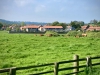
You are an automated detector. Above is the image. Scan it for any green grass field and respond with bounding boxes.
[0,31,100,75]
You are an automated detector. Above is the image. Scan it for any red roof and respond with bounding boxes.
[81,26,87,29]
[87,26,100,30]
[21,25,39,28]
[67,26,71,28]
[43,26,63,28]
[81,26,100,31]
[21,25,63,29]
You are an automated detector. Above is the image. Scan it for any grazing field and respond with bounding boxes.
[0,31,100,75]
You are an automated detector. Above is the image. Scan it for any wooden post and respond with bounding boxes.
[9,67,16,75]
[73,55,79,75]
[89,57,92,70]
[54,62,59,75]
[86,57,92,70]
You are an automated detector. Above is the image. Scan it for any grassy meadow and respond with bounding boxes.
[0,31,100,75]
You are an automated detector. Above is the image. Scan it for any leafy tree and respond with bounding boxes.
[70,21,81,30]
[90,19,100,26]
[79,21,84,26]
[71,21,84,26]
[47,23,52,25]
[97,21,100,26]
[57,23,67,29]
[51,21,67,29]
[90,19,98,24]
[70,21,75,27]
[0,22,3,29]
[6,27,11,31]
[52,21,59,26]
[93,19,98,24]
[21,22,26,26]
[16,27,20,32]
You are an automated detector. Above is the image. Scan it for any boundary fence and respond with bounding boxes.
[0,55,100,75]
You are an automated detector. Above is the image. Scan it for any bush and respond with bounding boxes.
[67,31,77,36]
[88,32,100,38]
[76,31,82,37]
[40,34,44,36]
[66,31,82,37]
[45,31,59,37]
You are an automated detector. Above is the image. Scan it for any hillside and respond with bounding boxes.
[0,19,48,25]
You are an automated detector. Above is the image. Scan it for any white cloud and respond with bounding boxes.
[34,5,46,12]
[14,0,34,7]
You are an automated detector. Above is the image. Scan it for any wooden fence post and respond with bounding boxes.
[9,67,16,75]
[86,57,92,70]
[73,55,79,75]
[54,62,59,75]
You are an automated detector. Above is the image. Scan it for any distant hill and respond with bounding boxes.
[0,19,48,26]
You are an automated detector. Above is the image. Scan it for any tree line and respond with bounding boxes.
[89,19,100,25]
[0,19,100,30]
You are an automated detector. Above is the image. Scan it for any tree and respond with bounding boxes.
[70,21,76,28]
[6,27,11,31]
[97,21,100,26]
[90,19,98,24]
[90,20,93,24]
[21,22,26,26]
[93,19,98,24]
[70,21,81,30]
[79,21,84,26]
[0,22,3,29]
[52,21,59,26]
[72,21,84,26]
[58,23,67,30]
[98,21,100,24]
[16,27,20,32]
[51,21,67,30]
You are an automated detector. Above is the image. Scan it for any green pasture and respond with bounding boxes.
[0,31,100,75]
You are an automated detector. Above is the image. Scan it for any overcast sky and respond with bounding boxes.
[0,0,100,23]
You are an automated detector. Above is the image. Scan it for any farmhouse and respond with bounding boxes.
[81,25,100,31]
[66,26,75,31]
[20,25,40,32]
[20,25,63,32]
[39,25,63,32]
[87,26,100,31]
[9,25,19,31]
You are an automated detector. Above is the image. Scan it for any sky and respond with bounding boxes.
[0,0,100,23]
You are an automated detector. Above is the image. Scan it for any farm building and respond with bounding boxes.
[20,25,63,32]
[20,25,40,32]
[38,26,63,32]
[66,26,75,31]
[81,25,100,31]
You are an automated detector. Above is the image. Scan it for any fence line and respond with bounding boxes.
[0,55,100,75]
